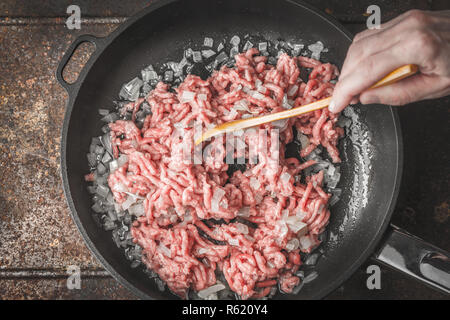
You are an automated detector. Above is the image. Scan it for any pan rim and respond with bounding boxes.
[59,0,403,300]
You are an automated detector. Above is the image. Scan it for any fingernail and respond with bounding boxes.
[328,100,337,113]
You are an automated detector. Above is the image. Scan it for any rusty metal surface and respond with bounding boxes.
[0,278,136,300]
[0,0,151,18]
[0,0,448,299]
[0,23,121,270]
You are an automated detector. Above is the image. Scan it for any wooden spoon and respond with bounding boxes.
[195,64,418,145]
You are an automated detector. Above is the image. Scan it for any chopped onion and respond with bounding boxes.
[295,270,305,279]
[227,108,238,119]
[272,119,288,130]
[101,113,119,123]
[237,206,250,217]
[282,94,293,109]
[109,160,118,172]
[308,41,325,60]
[280,172,291,183]
[101,133,112,155]
[220,200,228,209]
[124,192,144,201]
[91,202,103,213]
[258,42,268,52]
[203,37,214,47]
[228,238,239,246]
[244,235,255,242]
[230,35,241,47]
[329,194,340,207]
[297,132,310,149]
[178,213,192,227]
[292,281,305,295]
[255,79,262,88]
[249,177,260,190]
[169,214,178,223]
[102,152,112,164]
[303,271,319,284]
[202,49,216,59]
[197,283,226,299]
[94,145,105,155]
[286,238,300,251]
[329,188,342,207]
[121,196,136,211]
[292,44,304,56]
[128,202,144,216]
[95,173,106,187]
[113,203,122,213]
[87,153,97,167]
[327,164,336,177]
[299,235,316,252]
[215,51,228,64]
[305,253,320,266]
[114,183,128,193]
[250,90,265,100]
[278,221,289,238]
[243,40,253,51]
[285,216,308,234]
[211,188,226,212]
[180,90,195,103]
[314,160,329,171]
[192,51,202,63]
[295,209,308,221]
[158,243,171,258]
[97,162,107,175]
[204,293,218,300]
[98,108,109,116]
[233,99,249,111]
[117,154,128,167]
[106,193,115,205]
[198,93,207,101]
[96,184,110,199]
[331,188,342,197]
[288,85,298,97]
[235,223,249,235]
[230,46,239,57]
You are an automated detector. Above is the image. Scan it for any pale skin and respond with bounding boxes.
[329,9,450,113]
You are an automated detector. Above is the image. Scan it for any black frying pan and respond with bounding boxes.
[57,0,450,299]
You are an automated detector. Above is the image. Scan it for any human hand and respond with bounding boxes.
[329,10,450,113]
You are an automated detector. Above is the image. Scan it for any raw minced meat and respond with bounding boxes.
[102,48,343,299]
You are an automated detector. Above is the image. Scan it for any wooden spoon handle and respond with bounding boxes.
[286,63,419,119]
[371,64,418,88]
[195,64,418,145]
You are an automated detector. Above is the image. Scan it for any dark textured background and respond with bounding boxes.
[0,0,448,299]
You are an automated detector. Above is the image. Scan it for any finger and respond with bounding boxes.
[340,28,401,80]
[359,73,450,105]
[329,49,405,113]
[340,10,433,80]
[350,97,359,105]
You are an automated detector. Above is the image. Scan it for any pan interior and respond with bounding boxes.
[63,0,400,299]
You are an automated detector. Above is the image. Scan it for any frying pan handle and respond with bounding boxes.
[373,224,450,294]
[56,34,104,95]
